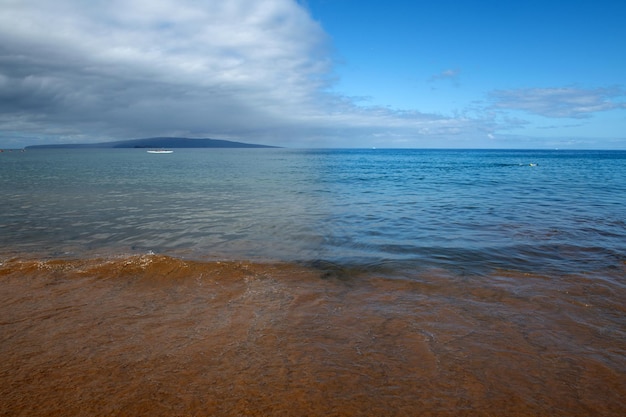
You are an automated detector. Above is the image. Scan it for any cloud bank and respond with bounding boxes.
[0,0,492,147]
[0,0,624,148]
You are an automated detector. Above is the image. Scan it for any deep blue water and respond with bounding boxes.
[1,148,625,274]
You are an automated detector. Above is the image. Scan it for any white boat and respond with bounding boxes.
[147,149,173,154]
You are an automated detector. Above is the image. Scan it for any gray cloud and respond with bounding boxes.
[0,0,497,148]
[1,1,623,149]
[489,87,626,119]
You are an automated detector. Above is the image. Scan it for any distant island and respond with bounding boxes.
[25,137,278,149]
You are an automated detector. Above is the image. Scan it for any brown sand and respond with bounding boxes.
[1,255,625,416]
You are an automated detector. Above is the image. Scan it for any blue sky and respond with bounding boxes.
[1,0,625,148]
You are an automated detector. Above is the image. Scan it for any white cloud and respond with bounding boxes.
[429,69,460,84]
[489,87,626,119]
[0,0,496,147]
[1,1,623,149]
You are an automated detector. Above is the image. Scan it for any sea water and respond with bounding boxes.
[1,148,625,416]
[2,148,625,273]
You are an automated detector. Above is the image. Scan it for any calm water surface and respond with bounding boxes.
[2,148,625,274]
[1,148,625,416]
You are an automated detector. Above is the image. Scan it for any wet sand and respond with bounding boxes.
[1,255,625,416]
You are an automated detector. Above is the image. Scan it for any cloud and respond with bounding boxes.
[0,0,494,148]
[2,1,622,149]
[429,69,460,84]
[0,1,327,140]
[489,87,626,119]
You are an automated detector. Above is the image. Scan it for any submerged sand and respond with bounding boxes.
[1,255,625,416]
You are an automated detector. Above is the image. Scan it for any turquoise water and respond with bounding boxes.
[1,148,625,274]
[2,148,625,416]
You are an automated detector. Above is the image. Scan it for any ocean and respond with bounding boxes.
[1,148,625,416]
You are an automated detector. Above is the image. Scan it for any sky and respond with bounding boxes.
[1,0,625,149]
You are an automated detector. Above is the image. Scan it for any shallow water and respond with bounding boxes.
[2,149,625,274]
[1,255,625,416]
[1,148,625,415]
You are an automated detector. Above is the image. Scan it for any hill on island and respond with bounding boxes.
[25,137,278,149]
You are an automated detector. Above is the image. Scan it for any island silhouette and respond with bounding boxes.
[25,137,278,149]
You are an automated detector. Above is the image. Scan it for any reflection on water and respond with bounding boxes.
[1,255,624,416]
